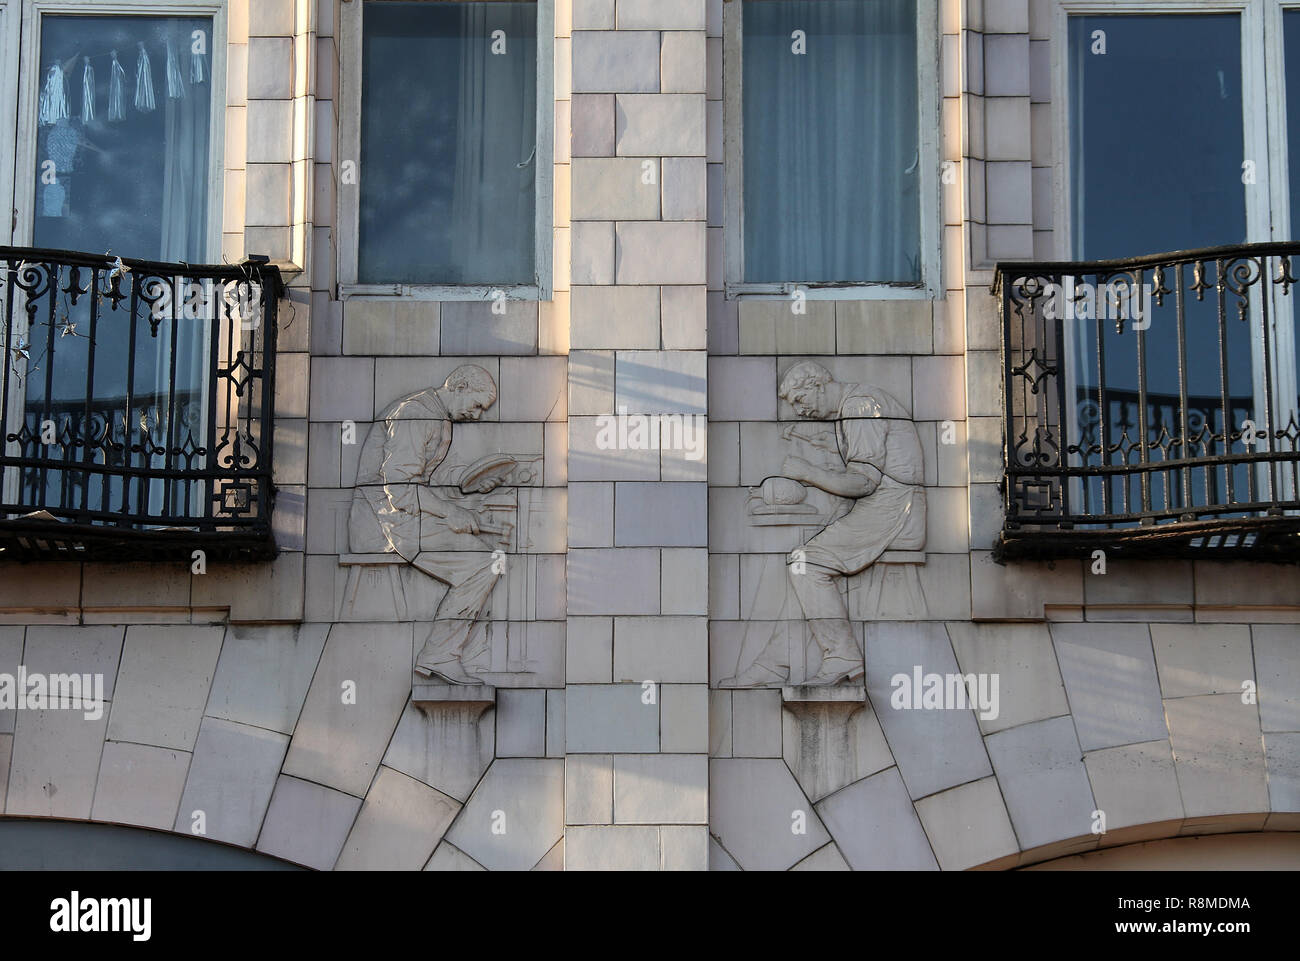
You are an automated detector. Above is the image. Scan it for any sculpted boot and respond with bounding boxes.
[803,618,864,685]
[719,660,787,688]
[415,655,479,685]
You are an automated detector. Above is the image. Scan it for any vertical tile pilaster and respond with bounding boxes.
[241,0,316,278]
[565,0,709,871]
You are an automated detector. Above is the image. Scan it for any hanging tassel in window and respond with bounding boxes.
[134,41,155,112]
[38,64,68,126]
[81,57,95,123]
[191,44,206,84]
[165,39,185,99]
[108,50,126,121]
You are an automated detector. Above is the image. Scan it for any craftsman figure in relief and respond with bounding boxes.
[348,365,510,684]
[725,361,926,686]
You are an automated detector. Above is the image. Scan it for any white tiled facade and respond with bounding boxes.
[1,0,1299,870]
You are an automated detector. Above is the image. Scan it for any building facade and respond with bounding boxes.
[0,0,1298,870]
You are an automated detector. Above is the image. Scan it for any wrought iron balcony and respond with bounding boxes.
[995,242,1300,560]
[0,247,282,561]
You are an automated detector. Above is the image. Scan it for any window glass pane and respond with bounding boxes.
[360,1,537,285]
[25,15,217,521]
[1286,10,1300,241]
[742,0,920,284]
[1068,14,1245,260]
[1067,15,1255,522]
[33,15,214,262]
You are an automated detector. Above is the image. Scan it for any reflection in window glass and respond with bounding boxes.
[359,1,538,285]
[1068,14,1245,260]
[33,15,214,262]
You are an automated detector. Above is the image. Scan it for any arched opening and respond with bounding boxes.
[0,818,307,870]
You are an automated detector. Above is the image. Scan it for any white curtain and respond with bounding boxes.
[742,0,919,284]
[159,39,210,263]
[152,21,214,519]
[449,3,537,284]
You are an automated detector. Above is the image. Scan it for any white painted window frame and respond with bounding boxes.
[337,0,555,303]
[1052,0,1297,478]
[1264,0,1300,495]
[1264,0,1300,249]
[0,1,18,244]
[0,0,18,504]
[11,0,229,259]
[722,0,942,301]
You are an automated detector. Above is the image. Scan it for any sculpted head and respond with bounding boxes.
[779,361,840,420]
[439,364,498,422]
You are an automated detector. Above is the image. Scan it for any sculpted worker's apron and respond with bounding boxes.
[801,476,926,574]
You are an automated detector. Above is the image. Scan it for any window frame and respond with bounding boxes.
[11,0,229,258]
[1261,0,1300,245]
[337,0,555,303]
[0,1,18,244]
[722,0,942,301]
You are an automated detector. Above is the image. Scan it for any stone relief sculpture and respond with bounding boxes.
[721,361,927,688]
[348,365,540,684]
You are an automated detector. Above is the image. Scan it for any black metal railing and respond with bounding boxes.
[995,242,1300,559]
[0,247,282,560]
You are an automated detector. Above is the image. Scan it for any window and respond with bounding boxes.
[1064,11,1265,523]
[339,0,554,299]
[724,0,940,298]
[0,2,276,560]
[10,2,227,259]
[5,3,229,468]
[1061,2,1300,505]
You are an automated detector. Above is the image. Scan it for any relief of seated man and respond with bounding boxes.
[348,364,514,684]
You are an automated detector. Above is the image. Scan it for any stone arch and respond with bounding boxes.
[1014,829,1300,871]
